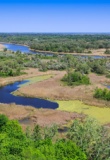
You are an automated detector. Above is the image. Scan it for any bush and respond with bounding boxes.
[62,71,90,86]
[94,88,110,101]
[55,139,87,160]
[75,63,90,74]
[67,117,110,160]
[0,114,8,131]
[104,49,110,54]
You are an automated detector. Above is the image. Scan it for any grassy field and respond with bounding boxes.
[19,74,53,87]
[57,100,110,124]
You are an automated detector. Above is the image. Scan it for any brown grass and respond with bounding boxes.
[15,71,110,107]
[0,103,84,129]
[0,68,56,87]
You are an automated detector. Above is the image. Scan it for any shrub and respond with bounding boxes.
[67,117,110,160]
[55,139,87,160]
[0,114,8,131]
[62,71,90,86]
[94,88,110,101]
[104,49,110,54]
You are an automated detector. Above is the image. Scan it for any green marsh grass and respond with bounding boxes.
[57,100,110,124]
[19,75,52,87]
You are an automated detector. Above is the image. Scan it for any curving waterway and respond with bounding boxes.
[0,43,108,108]
[3,43,54,56]
[3,43,38,54]
[2,43,107,59]
[0,80,58,109]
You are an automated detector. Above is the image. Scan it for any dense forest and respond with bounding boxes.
[1,114,110,160]
[0,114,86,160]
[0,33,110,53]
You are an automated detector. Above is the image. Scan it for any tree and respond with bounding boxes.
[67,117,110,160]
[3,48,7,52]
[104,49,110,54]
[0,114,8,131]
[32,125,42,142]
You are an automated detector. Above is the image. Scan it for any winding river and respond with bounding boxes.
[0,43,108,109]
[0,80,58,109]
[3,43,54,56]
[3,43,38,54]
[0,43,59,109]
[2,43,107,59]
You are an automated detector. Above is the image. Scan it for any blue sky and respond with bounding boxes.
[0,0,110,32]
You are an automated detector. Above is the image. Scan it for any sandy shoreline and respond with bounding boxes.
[0,44,5,51]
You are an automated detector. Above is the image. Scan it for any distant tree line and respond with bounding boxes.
[0,33,110,53]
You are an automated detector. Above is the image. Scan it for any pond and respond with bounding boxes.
[0,80,58,109]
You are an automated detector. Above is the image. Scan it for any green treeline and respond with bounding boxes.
[0,33,110,53]
[94,88,110,101]
[0,51,109,78]
[0,114,86,160]
[0,114,110,159]
[0,51,25,77]
[67,117,110,160]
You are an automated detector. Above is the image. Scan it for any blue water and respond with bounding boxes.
[106,85,110,89]
[0,80,58,109]
[3,43,37,54]
[3,43,107,59]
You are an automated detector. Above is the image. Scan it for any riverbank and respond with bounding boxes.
[13,70,110,107]
[0,42,29,47]
[0,67,109,108]
[30,48,110,57]
[0,68,54,87]
[0,103,84,129]
[0,69,110,125]
[0,44,5,51]
[0,42,110,57]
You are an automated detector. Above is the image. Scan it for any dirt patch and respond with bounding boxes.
[0,103,84,128]
[15,71,110,107]
[70,48,108,57]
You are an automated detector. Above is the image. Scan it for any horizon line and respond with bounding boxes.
[0,32,110,34]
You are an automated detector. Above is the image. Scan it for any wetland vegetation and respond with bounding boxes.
[94,88,110,101]
[0,33,110,159]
